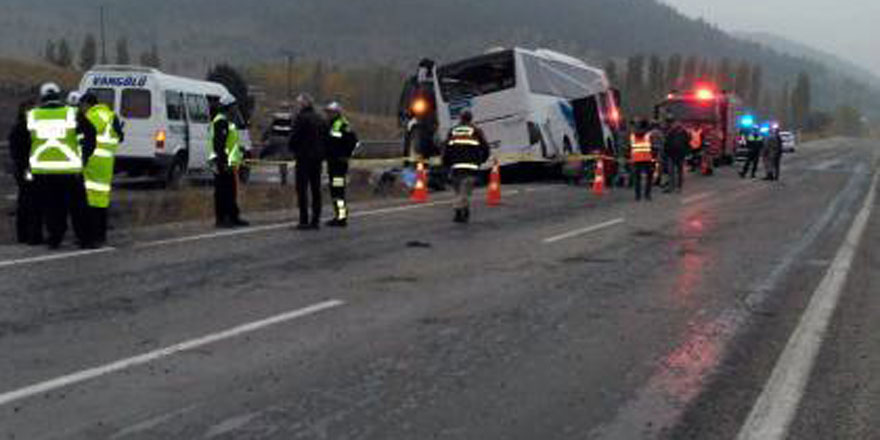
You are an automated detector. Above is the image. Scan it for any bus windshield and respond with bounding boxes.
[438,51,516,101]
[660,100,719,123]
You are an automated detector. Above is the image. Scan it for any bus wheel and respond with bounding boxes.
[164,155,187,189]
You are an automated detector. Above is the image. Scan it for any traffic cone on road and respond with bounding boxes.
[487,161,502,206]
[411,161,429,203]
[592,159,606,196]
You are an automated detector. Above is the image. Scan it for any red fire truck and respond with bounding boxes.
[655,87,740,175]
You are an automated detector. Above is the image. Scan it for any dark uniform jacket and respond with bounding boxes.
[8,104,32,185]
[442,123,490,169]
[664,124,691,161]
[325,116,359,163]
[288,107,326,165]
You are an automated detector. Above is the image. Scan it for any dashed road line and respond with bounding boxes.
[0,299,345,408]
[542,218,625,244]
[0,247,116,269]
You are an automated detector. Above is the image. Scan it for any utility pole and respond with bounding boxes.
[99,5,107,64]
[287,54,293,103]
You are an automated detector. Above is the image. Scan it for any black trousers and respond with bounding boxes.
[16,180,44,244]
[296,162,322,225]
[34,174,88,247]
[741,147,762,177]
[213,170,240,224]
[667,158,684,192]
[88,207,108,244]
[633,162,654,200]
[327,160,349,220]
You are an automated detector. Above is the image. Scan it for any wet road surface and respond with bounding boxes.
[0,137,877,439]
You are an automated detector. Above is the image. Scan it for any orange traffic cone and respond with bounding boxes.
[487,161,502,206]
[592,159,605,196]
[411,161,429,203]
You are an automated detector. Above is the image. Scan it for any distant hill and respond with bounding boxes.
[1,0,878,116]
[734,31,880,89]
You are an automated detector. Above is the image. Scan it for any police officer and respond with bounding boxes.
[324,101,359,227]
[442,110,490,223]
[8,97,43,245]
[289,93,326,230]
[81,93,124,246]
[28,83,95,249]
[630,119,654,201]
[740,126,764,179]
[209,95,249,228]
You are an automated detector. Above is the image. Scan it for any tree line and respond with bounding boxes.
[606,54,822,131]
[43,35,162,71]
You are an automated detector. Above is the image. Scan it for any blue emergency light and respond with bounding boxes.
[740,115,755,128]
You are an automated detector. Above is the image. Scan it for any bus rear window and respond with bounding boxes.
[86,88,115,109]
[121,89,152,119]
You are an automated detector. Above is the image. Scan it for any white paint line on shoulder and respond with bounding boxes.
[0,299,345,408]
[736,172,878,440]
[0,247,116,269]
[683,191,716,205]
[542,218,625,244]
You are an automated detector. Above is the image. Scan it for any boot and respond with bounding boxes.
[326,218,348,228]
[453,209,466,223]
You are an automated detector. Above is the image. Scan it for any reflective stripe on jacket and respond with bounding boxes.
[84,104,121,208]
[27,106,82,174]
[209,113,243,167]
[445,124,489,170]
[630,133,653,163]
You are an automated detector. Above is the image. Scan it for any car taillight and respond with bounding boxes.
[155,130,166,151]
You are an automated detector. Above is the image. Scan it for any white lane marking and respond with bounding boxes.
[683,191,715,205]
[737,171,878,440]
[589,166,872,439]
[542,218,625,244]
[0,299,345,408]
[109,405,199,439]
[0,247,116,269]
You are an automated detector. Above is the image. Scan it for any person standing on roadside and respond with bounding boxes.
[664,118,690,193]
[80,93,124,245]
[209,95,249,229]
[630,119,654,201]
[649,119,666,187]
[763,126,783,181]
[289,93,327,230]
[8,97,43,245]
[324,101,359,228]
[740,127,764,179]
[28,83,95,249]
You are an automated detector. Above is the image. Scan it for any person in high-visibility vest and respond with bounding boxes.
[80,93,124,246]
[324,101,359,227]
[209,95,249,228]
[739,127,764,179]
[442,110,490,223]
[27,83,96,249]
[630,120,655,201]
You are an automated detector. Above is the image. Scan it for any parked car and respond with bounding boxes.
[780,131,797,153]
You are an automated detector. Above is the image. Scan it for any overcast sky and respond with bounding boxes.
[662,0,880,76]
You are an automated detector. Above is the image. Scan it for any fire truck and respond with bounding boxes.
[655,87,740,175]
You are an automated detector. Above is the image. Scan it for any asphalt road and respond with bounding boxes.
[0,137,877,439]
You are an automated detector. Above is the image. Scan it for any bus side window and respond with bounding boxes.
[121,89,152,119]
[166,91,185,121]
[185,94,210,124]
[87,88,116,110]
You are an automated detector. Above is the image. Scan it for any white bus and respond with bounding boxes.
[426,48,621,166]
[79,66,252,186]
